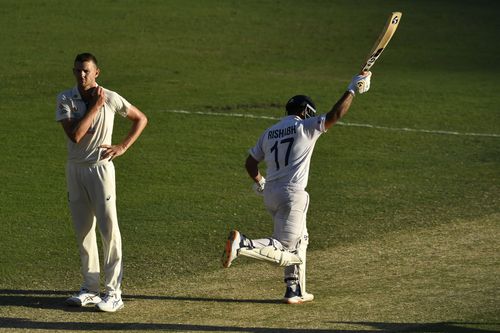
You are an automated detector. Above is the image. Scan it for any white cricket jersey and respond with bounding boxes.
[56,86,130,164]
[249,114,327,190]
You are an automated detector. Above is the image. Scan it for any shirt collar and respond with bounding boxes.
[71,84,100,100]
[285,115,302,121]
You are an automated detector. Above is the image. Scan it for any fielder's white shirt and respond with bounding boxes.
[249,114,327,190]
[56,86,130,164]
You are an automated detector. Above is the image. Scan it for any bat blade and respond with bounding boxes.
[361,11,402,72]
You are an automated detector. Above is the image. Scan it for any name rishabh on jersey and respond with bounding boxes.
[249,114,327,190]
[267,125,297,139]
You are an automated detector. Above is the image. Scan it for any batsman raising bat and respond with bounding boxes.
[222,71,372,304]
[222,11,402,304]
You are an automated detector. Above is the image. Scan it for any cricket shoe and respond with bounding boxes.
[96,292,124,312]
[283,284,314,304]
[65,288,101,307]
[222,230,243,268]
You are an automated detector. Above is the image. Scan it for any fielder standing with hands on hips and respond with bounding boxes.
[56,53,147,312]
[222,71,372,304]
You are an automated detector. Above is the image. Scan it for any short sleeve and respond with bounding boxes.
[302,114,327,137]
[107,91,131,117]
[249,132,266,162]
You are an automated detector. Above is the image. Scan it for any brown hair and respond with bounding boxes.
[74,53,98,66]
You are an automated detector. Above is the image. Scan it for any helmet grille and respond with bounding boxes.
[286,95,316,118]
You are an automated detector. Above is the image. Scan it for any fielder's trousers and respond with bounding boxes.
[66,160,123,295]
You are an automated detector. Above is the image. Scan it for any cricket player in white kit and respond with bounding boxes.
[56,53,147,312]
[222,71,372,304]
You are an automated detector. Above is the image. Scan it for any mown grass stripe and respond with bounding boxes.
[162,109,500,138]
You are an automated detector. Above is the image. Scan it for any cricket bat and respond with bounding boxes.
[361,11,402,72]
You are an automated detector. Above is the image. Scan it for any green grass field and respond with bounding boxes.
[1,0,499,332]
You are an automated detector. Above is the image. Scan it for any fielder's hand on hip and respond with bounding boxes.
[347,71,372,95]
[100,144,127,161]
[253,177,266,196]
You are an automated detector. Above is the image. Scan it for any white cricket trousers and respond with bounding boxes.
[253,184,310,287]
[66,161,123,295]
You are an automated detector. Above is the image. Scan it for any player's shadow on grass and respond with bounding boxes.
[0,317,498,332]
[0,289,73,311]
[0,289,278,311]
[0,289,139,312]
[126,293,280,304]
[1,290,497,332]
[328,322,499,333]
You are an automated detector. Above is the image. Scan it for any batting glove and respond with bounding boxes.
[347,71,372,95]
[252,177,266,196]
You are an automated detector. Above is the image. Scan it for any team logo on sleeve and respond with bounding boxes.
[58,103,69,115]
[59,97,80,116]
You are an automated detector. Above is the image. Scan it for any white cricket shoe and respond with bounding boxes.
[65,288,101,307]
[96,292,124,312]
[283,284,314,304]
[222,230,241,268]
[284,292,314,304]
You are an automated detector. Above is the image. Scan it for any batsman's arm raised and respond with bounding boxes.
[324,71,372,129]
[324,91,354,130]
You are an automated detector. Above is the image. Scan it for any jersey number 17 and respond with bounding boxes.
[270,138,294,170]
